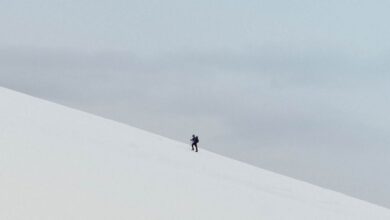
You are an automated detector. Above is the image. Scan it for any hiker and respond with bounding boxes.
[191,134,199,152]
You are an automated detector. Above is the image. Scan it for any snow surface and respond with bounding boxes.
[0,86,389,220]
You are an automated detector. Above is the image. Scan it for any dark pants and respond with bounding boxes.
[192,143,198,152]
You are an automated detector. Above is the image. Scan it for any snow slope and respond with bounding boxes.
[0,87,389,220]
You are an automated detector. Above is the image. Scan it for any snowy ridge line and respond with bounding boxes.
[0,86,172,139]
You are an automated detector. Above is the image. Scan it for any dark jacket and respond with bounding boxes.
[191,136,199,144]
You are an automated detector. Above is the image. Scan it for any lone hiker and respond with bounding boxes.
[191,134,199,152]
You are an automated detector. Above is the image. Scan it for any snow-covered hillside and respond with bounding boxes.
[0,87,389,220]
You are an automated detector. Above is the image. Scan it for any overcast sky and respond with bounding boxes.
[1,0,390,208]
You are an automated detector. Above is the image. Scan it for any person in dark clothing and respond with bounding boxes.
[191,134,199,152]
